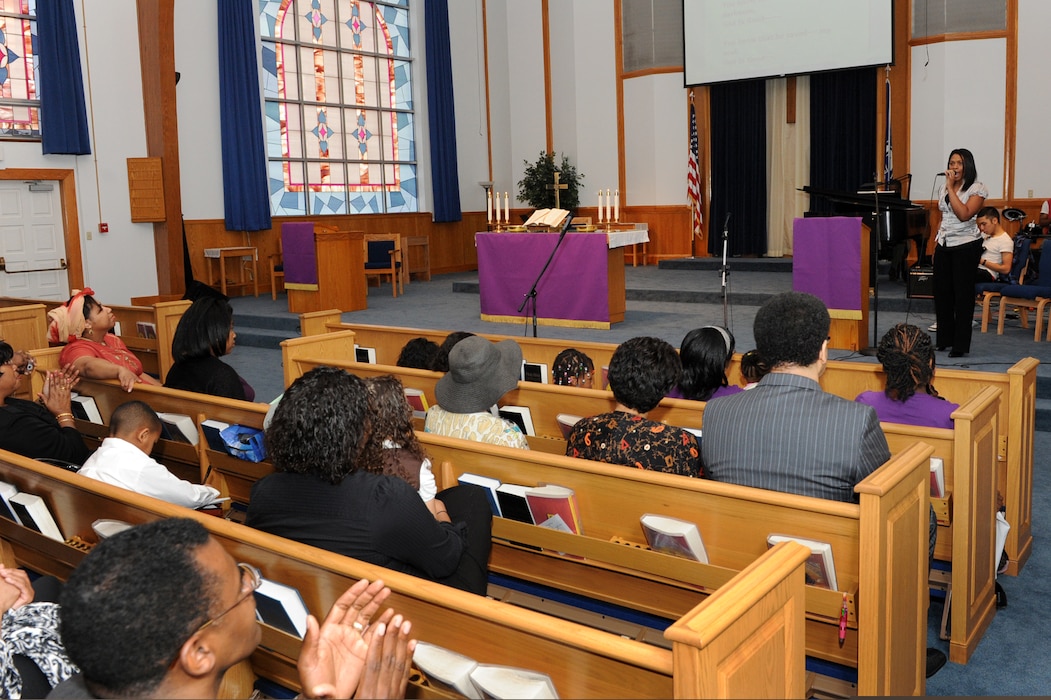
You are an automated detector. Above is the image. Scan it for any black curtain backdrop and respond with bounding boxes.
[808,68,878,215]
[708,80,767,256]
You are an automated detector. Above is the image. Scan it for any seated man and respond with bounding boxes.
[566,337,702,477]
[77,401,222,509]
[51,518,415,699]
[975,206,1013,283]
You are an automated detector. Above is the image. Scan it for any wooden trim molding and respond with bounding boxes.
[542,0,553,153]
[0,169,83,291]
[482,0,493,181]
[615,1,626,199]
[1003,0,1017,199]
[909,30,1008,47]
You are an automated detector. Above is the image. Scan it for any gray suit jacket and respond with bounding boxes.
[701,372,890,503]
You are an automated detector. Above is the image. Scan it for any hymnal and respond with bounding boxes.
[0,481,21,524]
[523,208,570,229]
[640,514,708,563]
[520,361,548,384]
[457,473,502,517]
[498,405,535,436]
[469,664,558,700]
[525,484,582,535]
[412,642,482,699]
[201,419,232,452]
[157,412,199,445]
[9,492,64,542]
[404,387,429,419]
[70,394,104,424]
[766,534,838,591]
[930,457,945,498]
[354,345,377,364]
[254,578,310,638]
[136,321,157,340]
[495,483,534,524]
[555,413,582,440]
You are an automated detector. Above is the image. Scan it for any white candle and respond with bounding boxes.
[598,190,604,222]
[487,190,493,224]
[504,192,509,223]
[614,190,620,222]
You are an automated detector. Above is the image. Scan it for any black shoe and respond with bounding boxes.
[948,350,967,358]
[926,647,947,678]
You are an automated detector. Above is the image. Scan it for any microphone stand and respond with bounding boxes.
[860,177,883,356]
[720,212,731,328]
[518,213,574,338]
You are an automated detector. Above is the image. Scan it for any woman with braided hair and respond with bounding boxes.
[855,323,959,429]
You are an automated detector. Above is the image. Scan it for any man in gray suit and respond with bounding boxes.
[701,291,890,502]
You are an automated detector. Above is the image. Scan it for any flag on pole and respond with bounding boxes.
[883,75,893,185]
[687,101,702,239]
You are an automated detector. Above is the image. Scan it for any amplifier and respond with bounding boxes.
[907,265,934,299]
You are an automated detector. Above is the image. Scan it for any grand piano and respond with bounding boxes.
[801,179,929,279]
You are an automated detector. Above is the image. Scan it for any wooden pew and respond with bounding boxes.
[290,318,1037,577]
[0,448,812,700]
[0,295,189,383]
[0,303,49,399]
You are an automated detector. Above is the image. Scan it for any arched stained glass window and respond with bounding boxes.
[0,0,39,139]
[260,0,415,216]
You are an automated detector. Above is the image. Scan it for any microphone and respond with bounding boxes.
[935,172,946,177]
[722,212,731,240]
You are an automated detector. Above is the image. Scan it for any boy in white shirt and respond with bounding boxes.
[78,400,221,509]
[976,206,1014,282]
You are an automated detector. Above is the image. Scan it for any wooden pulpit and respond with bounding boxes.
[282,223,367,313]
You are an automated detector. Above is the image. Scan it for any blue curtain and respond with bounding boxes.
[218,0,271,232]
[425,0,462,222]
[808,67,877,214]
[36,0,90,155]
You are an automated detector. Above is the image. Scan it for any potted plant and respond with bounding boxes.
[517,151,584,211]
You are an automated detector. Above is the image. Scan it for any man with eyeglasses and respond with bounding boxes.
[50,518,415,699]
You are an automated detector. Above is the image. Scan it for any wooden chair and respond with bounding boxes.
[977,236,1030,332]
[269,236,284,300]
[996,242,1051,340]
[363,233,404,297]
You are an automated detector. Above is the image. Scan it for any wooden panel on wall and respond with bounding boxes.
[127,157,166,223]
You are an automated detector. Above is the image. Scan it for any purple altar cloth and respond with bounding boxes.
[281,222,319,286]
[476,233,611,323]
[792,217,863,312]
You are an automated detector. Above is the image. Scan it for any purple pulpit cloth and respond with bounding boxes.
[281,222,319,287]
[476,233,611,323]
[792,217,863,312]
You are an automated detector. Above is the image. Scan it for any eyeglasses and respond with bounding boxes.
[192,562,261,636]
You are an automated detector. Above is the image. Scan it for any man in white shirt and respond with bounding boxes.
[976,206,1014,282]
[78,400,220,509]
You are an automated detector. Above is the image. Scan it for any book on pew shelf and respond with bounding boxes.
[9,493,64,542]
[0,481,22,524]
[469,664,559,700]
[555,413,582,440]
[497,405,535,436]
[70,394,104,424]
[495,484,535,524]
[640,514,708,563]
[253,578,310,638]
[353,345,377,364]
[600,365,609,390]
[930,457,946,498]
[524,484,583,535]
[201,419,232,452]
[91,518,132,539]
[457,473,502,517]
[766,534,837,591]
[136,321,157,339]
[157,412,199,446]
[520,360,548,384]
[412,642,483,699]
[404,387,429,419]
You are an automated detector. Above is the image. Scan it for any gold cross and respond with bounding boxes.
[546,171,569,210]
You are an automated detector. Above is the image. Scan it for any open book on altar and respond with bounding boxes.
[523,208,570,228]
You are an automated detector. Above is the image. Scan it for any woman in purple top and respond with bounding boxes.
[667,326,744,401]
[856,323,958,429]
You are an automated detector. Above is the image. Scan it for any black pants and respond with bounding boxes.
[933,239,983,353]
[434,484,493,595]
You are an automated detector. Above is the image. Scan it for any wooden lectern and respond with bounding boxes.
[792,217,870,351]
[282,223,367,313]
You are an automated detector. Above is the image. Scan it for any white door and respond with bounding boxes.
[0,181,69,300]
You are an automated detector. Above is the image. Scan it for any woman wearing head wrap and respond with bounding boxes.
[855,323,959,429]
[49,289,160,392]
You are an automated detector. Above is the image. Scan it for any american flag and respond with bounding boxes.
[687,101,702,239]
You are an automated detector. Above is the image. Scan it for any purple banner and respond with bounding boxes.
[477,233,610,322]
[281,222,319,286]
[792,217,863,312]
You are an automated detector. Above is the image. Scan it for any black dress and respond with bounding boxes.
[163,356,252,401]
[0,398,90,466]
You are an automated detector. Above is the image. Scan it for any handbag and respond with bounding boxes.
[219,425,267,462]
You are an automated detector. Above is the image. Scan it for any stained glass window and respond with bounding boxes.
[0,0,39,139]
[261,0,415,216]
